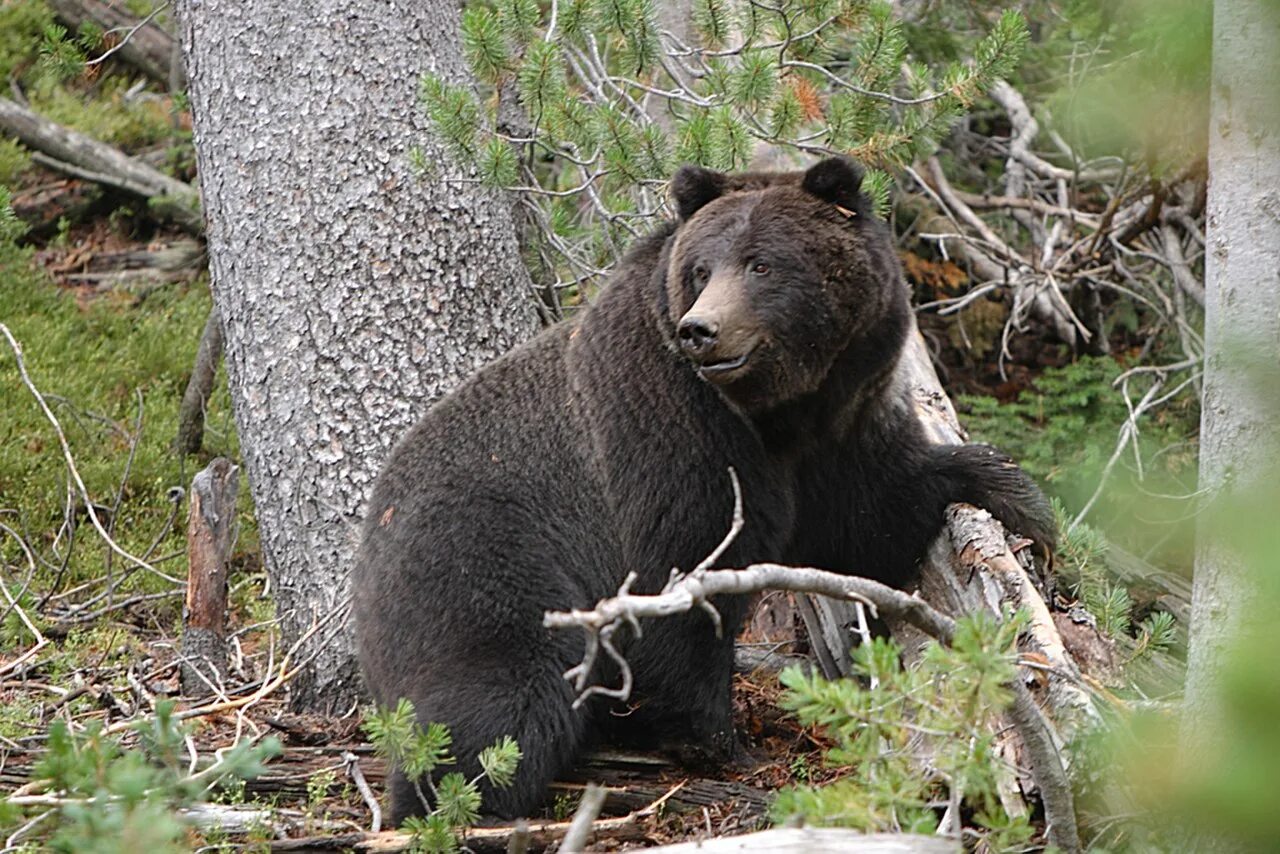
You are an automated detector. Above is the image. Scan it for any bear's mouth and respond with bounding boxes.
[697,351,751,380]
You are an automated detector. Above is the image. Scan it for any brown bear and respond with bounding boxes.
[353,157,1054,823]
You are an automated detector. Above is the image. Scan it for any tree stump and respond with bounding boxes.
[181,458,240,695]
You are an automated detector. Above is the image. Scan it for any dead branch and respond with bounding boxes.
[987,80,1119,184]
[343,750,382,833]
[1157,223,1207,307]
[544,489,1080,852]
[46,0,183,87]
[921,157,1086,352]
[559,782,607,853]
[9,179,102,235]
[0,96,202,235]
[54,238,205,290]
[176,306,224,454]
[270,809,649,853]
[544,563,946,646]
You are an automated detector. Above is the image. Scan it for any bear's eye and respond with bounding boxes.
[751,261,770,276]
[692,265,710,284]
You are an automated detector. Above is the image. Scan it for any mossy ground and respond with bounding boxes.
[0,237,257,617]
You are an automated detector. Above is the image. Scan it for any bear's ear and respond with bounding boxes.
[670,164,728,221]
[800,157,865,216]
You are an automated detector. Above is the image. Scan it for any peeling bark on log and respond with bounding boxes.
[181,458,240,694]
[46,0,183,87]
[0,97,202,235]
[797,322,1091,853]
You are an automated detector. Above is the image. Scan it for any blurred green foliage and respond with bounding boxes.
[0,0,54,83]
[960,356,1200,568]
[1048,0,1211,169]
[1071,467,1280,850]
[0,700,280,852]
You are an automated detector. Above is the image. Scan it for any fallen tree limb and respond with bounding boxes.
[544,499,1081,852]
[46,0,183,87]
[53,237,204,290]
[268,808,651,853]
[560,782,607,853]
[0,96,202,235]
[9,178,103,235]
[543,562,953,647]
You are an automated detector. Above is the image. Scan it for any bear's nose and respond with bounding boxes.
[677,315,719,356]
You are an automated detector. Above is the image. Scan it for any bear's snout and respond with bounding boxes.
[677,314,719,356]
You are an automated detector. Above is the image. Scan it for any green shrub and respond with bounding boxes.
[363,698,521,853]
[772,611,1035,851]
[0,700,280,852]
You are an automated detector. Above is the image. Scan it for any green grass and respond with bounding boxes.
[0,238,252,596]
[28,75,179,153]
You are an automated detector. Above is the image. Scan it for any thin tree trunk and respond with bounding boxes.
[1183,0,1280,750]
[176,1,539,711]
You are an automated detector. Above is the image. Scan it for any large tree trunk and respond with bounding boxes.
[177,1,539,711]
[1183,0,1280,749]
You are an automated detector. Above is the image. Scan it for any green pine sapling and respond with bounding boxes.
[772,611,1037,853]
[363,698,521,854]
[417,0,1029,312]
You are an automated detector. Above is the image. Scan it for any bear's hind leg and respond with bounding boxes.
[603,608,741,766]
[386,664,591,824]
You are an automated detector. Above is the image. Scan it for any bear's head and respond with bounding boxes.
[664,157,908,415]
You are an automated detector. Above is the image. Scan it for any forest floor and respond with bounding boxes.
[1,71,1201,848]
[1,191,1194,849]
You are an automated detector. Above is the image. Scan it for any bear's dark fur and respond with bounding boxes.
[353,158,1054,823]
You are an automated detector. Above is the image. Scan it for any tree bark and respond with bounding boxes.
[176,1,539,711]
[1183,0,1280,753]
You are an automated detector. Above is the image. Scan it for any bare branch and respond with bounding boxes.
[559,783,607,853]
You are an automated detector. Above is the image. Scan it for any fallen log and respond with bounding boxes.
[53,237,205,290]
[798,324,1091,852]
[10,178,104,235]
[46,0,183,88]
[267,813,651,853]
[0,96,202,235]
